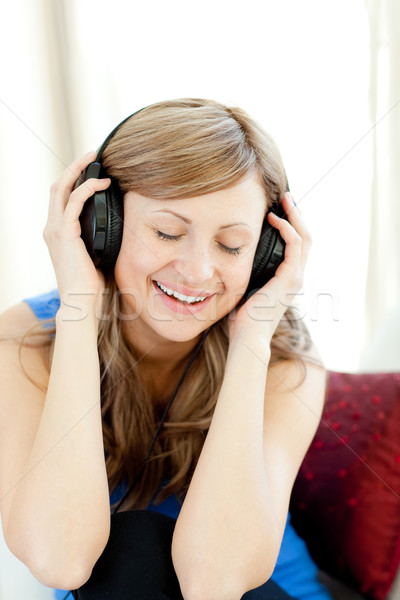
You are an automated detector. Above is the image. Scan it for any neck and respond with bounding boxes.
[123,321,201,368]
[120,320,204,405]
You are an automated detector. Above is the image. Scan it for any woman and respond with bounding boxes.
[0,99,329,599]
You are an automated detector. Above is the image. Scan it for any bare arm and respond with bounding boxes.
[172,334,275,599]
[172,334,325,599]
[0,303,110,590]
[0,152,113,589]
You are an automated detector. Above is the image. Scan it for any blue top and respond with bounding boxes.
[23,289,331,600]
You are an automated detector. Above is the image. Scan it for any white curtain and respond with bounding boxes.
[0,0,71,312]
[360,0,400,370]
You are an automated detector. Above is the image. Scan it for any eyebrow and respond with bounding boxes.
[150,209,253,230]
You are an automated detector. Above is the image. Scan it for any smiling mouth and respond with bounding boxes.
[155,281,209,305]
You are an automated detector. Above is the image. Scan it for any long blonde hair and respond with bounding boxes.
[22,98,316,510]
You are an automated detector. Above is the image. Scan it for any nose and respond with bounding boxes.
[173,246,215,286]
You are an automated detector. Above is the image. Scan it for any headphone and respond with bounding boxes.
[77,107,287,300]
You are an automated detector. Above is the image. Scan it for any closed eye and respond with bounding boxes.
[155,230,181,242]
[155,230,242,256]
[220,244,241,256]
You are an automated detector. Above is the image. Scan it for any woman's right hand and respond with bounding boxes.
[43,151,111,313]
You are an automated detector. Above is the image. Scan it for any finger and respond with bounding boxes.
[48,151,98,220]
[280,193,312,264]
[282,193,303,222]
[63,177,111,223]
[268,211,303,267]
[59,150,98,191]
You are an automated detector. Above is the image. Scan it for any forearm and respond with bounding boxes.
[6,307,110,583]
[172,334,280,598]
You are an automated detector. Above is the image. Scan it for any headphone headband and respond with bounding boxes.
[95,106,148,161]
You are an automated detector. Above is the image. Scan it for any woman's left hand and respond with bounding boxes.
[227,192,312,345]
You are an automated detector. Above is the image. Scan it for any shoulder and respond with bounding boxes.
[263,343,326,500]
[0,300,50,396]
[0,299,46,336]
[266,342,326,400]
[265,342,326,433]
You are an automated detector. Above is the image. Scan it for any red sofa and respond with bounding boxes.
[290,371,400,600]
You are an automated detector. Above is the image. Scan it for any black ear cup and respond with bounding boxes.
[77,108,147,271]
[78,162,124,271]
[243,202,287,301]
[99,179,123,271]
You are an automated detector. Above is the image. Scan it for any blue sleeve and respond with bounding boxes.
[22,289,60,323]
[54,590,73,600]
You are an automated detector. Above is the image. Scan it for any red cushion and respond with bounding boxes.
[290,371,400,600]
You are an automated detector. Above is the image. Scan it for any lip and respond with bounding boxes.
[154,280,215,298]
[152,281,215,315]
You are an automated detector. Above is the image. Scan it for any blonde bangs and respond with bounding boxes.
[101,99,270,200]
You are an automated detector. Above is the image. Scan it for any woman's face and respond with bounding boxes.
[114,172,267,345]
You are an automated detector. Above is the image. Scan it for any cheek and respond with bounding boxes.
[114,234,157,291]
[118,226,179,270]
[222,255,256,302]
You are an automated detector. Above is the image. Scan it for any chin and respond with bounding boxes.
[150,320,212,343]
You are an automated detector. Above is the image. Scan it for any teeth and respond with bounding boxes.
[156,281,207,304]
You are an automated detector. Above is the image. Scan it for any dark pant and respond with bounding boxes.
[73,511,295,599]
